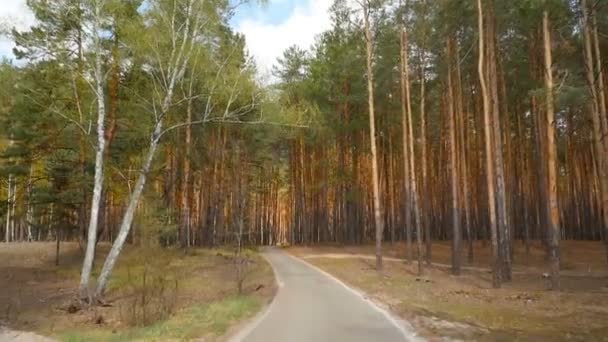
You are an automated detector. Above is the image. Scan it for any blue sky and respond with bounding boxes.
[232,0,300,27]
[0,0,333,77]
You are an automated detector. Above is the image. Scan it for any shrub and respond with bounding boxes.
[119,263,179,326]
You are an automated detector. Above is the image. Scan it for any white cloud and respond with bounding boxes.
[1,0,333,71]
[0,0,35,60]
[236,0,333,79]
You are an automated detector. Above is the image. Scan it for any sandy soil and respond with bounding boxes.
[0,243,80,331]
[0,327,55,341]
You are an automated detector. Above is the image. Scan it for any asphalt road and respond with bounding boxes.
[237,248,417,342]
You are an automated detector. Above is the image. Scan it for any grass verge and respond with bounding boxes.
[61,295,260,342]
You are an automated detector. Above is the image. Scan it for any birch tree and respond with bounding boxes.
[95,0,258,297]
[80,0,109,300]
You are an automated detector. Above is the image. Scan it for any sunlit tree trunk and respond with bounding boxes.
[400,13,423,274]
[400,18,412,264]
[487,3,511,281]
[477,0,501,288]
[363,2,385,271]
[582,0,608,263]
[417,0,431,265]
[543,10,560,289]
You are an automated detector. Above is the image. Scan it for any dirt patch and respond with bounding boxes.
[290,242,608,341]
[0,327,55,341]
[0,242,81,331]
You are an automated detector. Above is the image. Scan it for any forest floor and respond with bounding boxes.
[290,240,608,341]
[0,242,275,341]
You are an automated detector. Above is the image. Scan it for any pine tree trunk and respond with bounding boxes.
[477,0,501,288]
[363,5,385,271]
[588,1,608,264]
[26,165,34,242]
[400,24,413,264]
[447,38,461,276]
[418,8,431,264]
[455,45,473,263]
[487,4,511,281]
[180,75,194,250]
[5,167,14,243]
[401,19,423,274]
[543,10,560,289]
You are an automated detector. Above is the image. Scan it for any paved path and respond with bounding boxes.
[236,248,417,342]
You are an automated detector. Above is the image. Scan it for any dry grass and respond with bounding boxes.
[0,242,275,341]
[292,240,608,277]
[290,241,608,341]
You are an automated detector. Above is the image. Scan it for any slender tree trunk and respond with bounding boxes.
[388,138,396,245]
[95,118,163,297]
[80,1,108,299]
[417,0,431,265]
[543,10,560,289]
[455,45,473,263]
[363,4,385,271]
[55,225,60,266]
[26,165,34,242]
[180,74,194,250]
[487,4,511,281]
[400,21,413,264]
[401,18,423,274]
[586,0,608,263]
[477,0,501,288]
[447,38,461,276]
[5,169,14,243]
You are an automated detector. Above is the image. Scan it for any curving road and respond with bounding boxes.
[234,248,417,342]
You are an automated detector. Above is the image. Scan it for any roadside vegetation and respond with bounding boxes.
[291,242,608,340]
[0,242,275,341]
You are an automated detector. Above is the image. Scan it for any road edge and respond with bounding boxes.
[286,252,423,342]
[225,249,283,342]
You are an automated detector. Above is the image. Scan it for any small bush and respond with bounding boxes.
[119,264,179,327]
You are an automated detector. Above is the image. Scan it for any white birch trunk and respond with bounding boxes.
[95,118,163,296]
[79,0,108,298]
[94,0,241,296]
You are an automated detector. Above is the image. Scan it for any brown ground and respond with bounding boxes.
[290,241,608,341]
[0,242,275,341]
